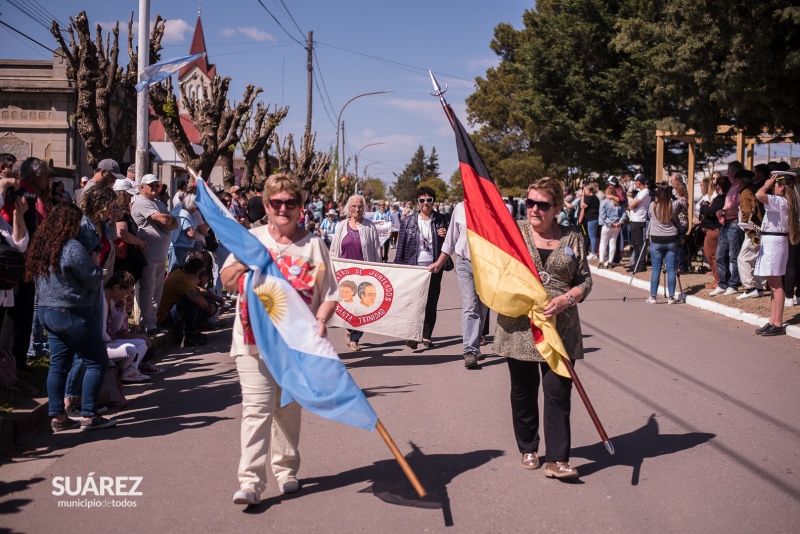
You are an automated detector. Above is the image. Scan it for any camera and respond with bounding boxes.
[4,188,37,205]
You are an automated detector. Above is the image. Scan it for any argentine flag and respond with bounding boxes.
[195,179,378,431]
[136,53,206,92]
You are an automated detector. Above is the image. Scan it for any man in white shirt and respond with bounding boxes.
[626,174,651,272]
[429,202,485,369]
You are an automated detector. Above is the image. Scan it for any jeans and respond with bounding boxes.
[168,245,193,272]
[649,240,679,297]
[137,259,167,331]
[29,293,48,357]
[716,223,742,289]
[41,306,109,418]
[212,246,231,297]
[455,256,487,355]
[586,219,598,254]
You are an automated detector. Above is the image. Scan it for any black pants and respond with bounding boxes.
[381,238,390,263]
[784,242,800,299]
[159,296,216,337]
[630,221,647,267]
[507,358,574,462]
[481,306,490,337]
[0,280,35,373]
[423,271,443,341]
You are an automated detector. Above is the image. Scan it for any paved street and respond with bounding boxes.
[2,268,800,533]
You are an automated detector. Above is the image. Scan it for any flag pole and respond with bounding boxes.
[376,420,427,497]
[429,70,614,456]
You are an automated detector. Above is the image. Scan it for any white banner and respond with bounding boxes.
[365,212,392,245]
[329,258,430,341]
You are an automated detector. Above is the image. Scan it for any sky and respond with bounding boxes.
[0,0,535,189]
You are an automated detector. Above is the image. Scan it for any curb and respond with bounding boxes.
[0,331,176,452]
[589,265,800,340]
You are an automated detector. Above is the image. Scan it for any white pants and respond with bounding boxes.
[235,353,301,495]
[599,225,621,264]
[106,338,148,370]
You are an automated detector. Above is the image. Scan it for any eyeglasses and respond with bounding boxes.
[418,198,434,204]
[525,199,554,211]
[350,205,365,210]
[268,198,299,210]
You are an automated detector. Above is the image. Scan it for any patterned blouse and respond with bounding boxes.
[494,221,593,363]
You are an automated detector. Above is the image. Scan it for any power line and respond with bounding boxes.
[255,0,305,47]
[274,0,303,38]
[27,0,67,28]
[0,21,46,57]
[312,49,336,122]
[312,70,336,128]
[0,18,55,53]
[7,0,50,30]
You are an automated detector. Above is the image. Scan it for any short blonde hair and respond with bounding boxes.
[261,172,305,205]
[527,178,565,209]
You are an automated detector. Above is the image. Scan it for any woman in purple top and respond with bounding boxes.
[329,195,381,351]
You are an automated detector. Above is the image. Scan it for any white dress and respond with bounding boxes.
[754,195,789,277]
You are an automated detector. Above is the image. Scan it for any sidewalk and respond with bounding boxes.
[588,260,800,339]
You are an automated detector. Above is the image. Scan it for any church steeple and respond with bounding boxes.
[178,12,216,81]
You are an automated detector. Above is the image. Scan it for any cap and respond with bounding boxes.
[634,173,645,184]
[230,185,241,194]
[113,178,137,195]
[80,176,89,184]
[140,174,161,186]
[608,176,619,186]
[771,170,797,181]
[97,159,120,173]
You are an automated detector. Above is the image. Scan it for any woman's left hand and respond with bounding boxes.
[437,227,447,237]
[543,295,569,319]
[317,318,327,338]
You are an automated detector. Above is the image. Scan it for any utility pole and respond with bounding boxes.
[134,0,151,183]
[306,31,313,136]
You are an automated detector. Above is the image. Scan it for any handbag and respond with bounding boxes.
[0,234,25,290]
[443,256,455,271]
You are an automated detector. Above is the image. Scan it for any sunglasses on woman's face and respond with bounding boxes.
[525,198,554,211]
[269,198,299,210]
[418,197,434,204]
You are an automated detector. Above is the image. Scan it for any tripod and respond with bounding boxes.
[622,235,685,302]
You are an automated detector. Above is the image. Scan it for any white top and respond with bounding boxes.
[441,201,470,260]
[0,217,28,307]
[762,194,789,233]
[417,215,434,266]
[629,189,651,222]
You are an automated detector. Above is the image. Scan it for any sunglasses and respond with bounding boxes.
[525,199,554,211]
[418,198,434,204]
[268,198,299,210]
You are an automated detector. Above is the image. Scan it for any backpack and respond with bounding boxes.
[0,233,25,290]
[0,347,17,388]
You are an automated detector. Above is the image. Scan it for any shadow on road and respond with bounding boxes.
[570,414,714,484]
[254,443,504,527]
[0,477,46,518]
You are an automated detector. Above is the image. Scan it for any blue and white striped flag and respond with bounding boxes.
[195,179,378,431]
[135,52,206,92]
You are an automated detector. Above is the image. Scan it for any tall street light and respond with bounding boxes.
[354,141,387,188]
[334,90,394,203]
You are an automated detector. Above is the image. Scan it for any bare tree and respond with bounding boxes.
[149,76,260,188]
[272,131,332,196]
[237,103,289,189]
[50,12,165,167]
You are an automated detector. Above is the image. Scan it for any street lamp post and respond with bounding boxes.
[334,90,394,203]
[354,142,387,191]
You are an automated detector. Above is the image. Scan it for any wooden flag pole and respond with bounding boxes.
[375,419,427,497]
[562,357,615,455]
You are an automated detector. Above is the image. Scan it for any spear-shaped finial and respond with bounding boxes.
[428,70,454,128]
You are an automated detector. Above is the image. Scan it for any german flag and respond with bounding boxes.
[451,108,570,377]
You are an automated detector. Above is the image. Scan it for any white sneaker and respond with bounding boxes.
[233,490,260,506]
[709,287,726,296]
[723,287,738,296]
[736,289,763,300]
[278,478,299,494]
[646,296,657,304]
[667,296,676,305]
[120,367,151,383]
[587,253,598,260]
[785,297,794,307]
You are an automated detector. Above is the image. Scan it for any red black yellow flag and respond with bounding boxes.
[450,108,571,377]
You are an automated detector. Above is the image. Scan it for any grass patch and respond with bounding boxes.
[0,356,50,414]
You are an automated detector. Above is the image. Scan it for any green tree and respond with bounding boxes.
[426,147,440,178]
[361,177,386,205]
[449,168,463,201]
[390,145,431,201]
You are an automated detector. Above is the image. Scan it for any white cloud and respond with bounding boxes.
[219,27,276,43]
[466,56,499,73]
[114,19,193,43]
[384,98,441,116]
